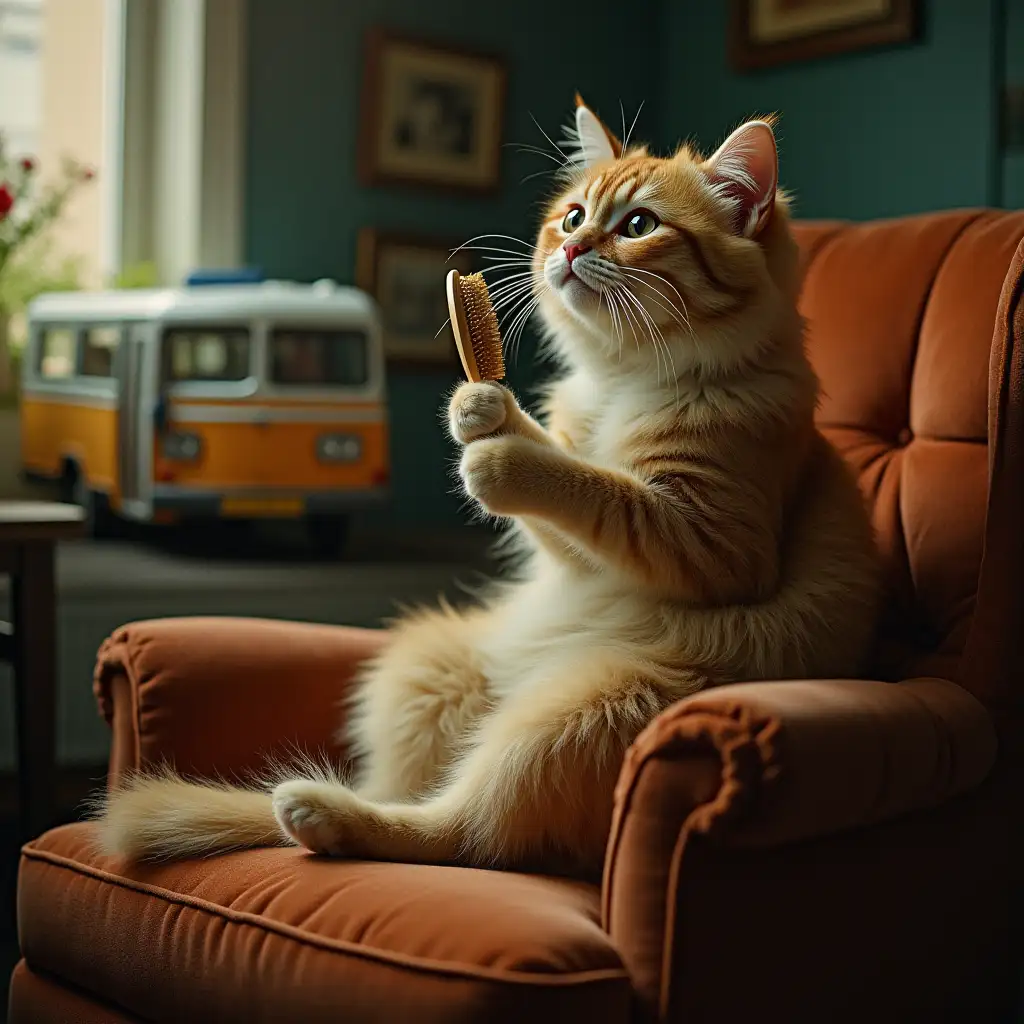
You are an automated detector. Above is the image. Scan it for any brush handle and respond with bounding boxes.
[446,269,482,382]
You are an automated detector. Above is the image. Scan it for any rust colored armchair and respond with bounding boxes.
[11,211,1024,1024]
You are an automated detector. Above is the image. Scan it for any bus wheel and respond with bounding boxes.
[306,514,350,558]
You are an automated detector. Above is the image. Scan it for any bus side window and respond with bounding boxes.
[38,327,78,380]
[81,325,121,378]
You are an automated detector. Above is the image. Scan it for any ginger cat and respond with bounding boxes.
[98,101,881,878]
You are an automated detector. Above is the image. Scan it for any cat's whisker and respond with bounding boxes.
[623,100,645,153]
[622,284,676,394]
[619,270,693,339]
[602,286,625,361]
[480,263,538,277]
[617,265,687,306]
[507,143,571,168]
[433,317,452,341]
[507,310,536,366]
[638,302,681,402]
[619,267,693,333]
[487,269,539,290]
[529,113,572,167]
[457,245,539,260]
[494,278,541,328]
[478,261,539,277]
[491,282,540,317]
[619,284,680,399]
[487,267,539,290]
[619,279,695,364]
[615,285,656,376]
[492,290,537,317]
[450,235,538,259]
[520,168,560,186]
[616,286,644,354]
[504,289,546,365]
[618,266,689,315]
[519,290,548,360]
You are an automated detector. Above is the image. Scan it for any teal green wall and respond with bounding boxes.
[244,0,660,528]
[246,0,1019,532]
[659,1,1002,219]
[1004,0,1024,207]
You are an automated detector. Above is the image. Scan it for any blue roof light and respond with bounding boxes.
[185,267,264,287]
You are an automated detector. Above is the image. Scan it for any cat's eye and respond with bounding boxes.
[621,211,659,238]
[562,206,585,233]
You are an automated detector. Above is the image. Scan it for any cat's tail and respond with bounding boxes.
[92,768,286,861]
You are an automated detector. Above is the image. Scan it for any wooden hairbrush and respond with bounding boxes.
[446,269,505,382]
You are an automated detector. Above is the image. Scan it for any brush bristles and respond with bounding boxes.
[460,273,505,381]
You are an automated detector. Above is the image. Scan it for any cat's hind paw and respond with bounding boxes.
[272,779,359,856]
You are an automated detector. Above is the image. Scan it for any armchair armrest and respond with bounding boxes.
[602,677,998,1021]
[93,617,385,788]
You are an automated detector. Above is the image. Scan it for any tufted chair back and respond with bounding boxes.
[792,211,1024,704]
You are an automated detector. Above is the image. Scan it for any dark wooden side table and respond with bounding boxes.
[0,502,85,841]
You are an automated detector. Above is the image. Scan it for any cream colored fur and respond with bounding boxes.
[95,109,881,877]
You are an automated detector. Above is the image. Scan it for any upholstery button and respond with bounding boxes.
[897,427,913,446]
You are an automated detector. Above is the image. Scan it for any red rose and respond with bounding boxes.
[0,184,13,219]
[20,157,34,172]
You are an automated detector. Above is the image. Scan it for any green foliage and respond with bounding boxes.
[0,132,94,318]
[0,141,95,275]
[0,238,83,318]
[111,261,159,289]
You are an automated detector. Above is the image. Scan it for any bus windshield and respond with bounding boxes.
[269,327,368,387]
[162,328,251,382]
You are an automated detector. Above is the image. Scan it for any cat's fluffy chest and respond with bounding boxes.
[552,371,678,468]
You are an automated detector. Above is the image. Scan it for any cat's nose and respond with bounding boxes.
[563,242,592,265]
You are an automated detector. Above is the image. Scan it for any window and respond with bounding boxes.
[269,328,368,387]
[162,328,251,383]
[37,328,77,380]
[81,326,121,377]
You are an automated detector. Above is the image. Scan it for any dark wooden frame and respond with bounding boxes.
[356,227,475,371]
[0,502,85,841]
[730,0,918,71]
[357,28,507,195]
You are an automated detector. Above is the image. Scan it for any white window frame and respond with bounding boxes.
[113,0,247,285]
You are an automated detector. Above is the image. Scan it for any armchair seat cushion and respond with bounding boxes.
[19,824,630,1024]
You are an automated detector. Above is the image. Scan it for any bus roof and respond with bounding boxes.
[27,280,378,323]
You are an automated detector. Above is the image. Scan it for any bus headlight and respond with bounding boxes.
[317,433,362,462]
[162,431,202,461]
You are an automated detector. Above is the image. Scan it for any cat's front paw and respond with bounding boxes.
[448,382,507,444]
[272,779,357,856]
[460,435,547,516]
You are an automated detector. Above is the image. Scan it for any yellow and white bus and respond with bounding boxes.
[20,276,389,552]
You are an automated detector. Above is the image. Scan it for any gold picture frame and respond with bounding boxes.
[356,228,474,369]
[358,29,507,193]
[730,0,918,71]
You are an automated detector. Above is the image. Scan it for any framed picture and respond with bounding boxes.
[730,0,917,71]
[358,29,506,193]
[356,228,474,369]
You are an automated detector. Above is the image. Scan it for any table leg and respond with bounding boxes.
[11,541,57,841]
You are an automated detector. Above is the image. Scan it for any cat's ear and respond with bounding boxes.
[573,93,622,167]
[703,120,778,238]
